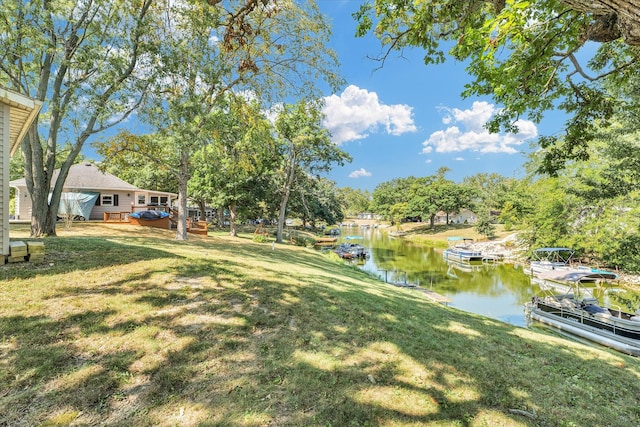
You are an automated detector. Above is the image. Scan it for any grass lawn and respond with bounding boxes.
[1,223,639,426]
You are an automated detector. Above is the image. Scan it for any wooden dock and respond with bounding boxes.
[416,287,452,305]
[315,237,338,247]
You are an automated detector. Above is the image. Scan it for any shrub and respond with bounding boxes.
[252,234,272,243]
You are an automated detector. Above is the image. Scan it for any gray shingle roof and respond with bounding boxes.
[10,163,138,191]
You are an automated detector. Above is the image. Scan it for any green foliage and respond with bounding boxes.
[290,235,313,247]
[288,177,346,226]
[337,187,371,217]
[252,234,272,243]
[371,176,420,219]
[475,211,496,239]
[520,121,640,271]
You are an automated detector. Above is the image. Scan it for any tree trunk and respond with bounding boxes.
[276,191,290,243]
[229,200,238,237]
[276,153,297,243]
[175,151,190,241]
[217,208,225,228]
[430,214,436,229]
[197,199,207,222]
[22,125,64,237]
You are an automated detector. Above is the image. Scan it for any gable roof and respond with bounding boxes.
[0,87,42,156]
[11,163,138,192]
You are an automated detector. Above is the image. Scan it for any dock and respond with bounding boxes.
[416,288,452,305]
[315,236,338,248]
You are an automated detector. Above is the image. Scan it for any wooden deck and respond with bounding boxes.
[129,216,172,230]
[186,219,209,235]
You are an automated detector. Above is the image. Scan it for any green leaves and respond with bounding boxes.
[354,0,640,174]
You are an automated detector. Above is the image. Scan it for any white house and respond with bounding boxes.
[10,162,177,221]
[1,87,41,257]
[435,209,477,225]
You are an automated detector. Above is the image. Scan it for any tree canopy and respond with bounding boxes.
[355,0,640,174]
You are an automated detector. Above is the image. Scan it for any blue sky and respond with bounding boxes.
[318,1,564,192]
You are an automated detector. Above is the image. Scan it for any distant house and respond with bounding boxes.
[1,87,41,257]
[10,162,176,221]
[435,209,477,224]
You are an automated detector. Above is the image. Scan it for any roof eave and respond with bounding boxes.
[0,87,43,157]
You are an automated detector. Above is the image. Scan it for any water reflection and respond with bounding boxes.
[338,227,537,327]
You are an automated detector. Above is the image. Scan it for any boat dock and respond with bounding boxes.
[314,237,338,247]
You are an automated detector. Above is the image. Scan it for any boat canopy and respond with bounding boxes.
[532,247,575,263]
[536,269,618,282]
[533,247,574,252]
[344,235,363,240]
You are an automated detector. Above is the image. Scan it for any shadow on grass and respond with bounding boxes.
[1,230,639,426]
[1,236,181,281]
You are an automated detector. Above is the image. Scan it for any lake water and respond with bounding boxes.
[340,227,537,327]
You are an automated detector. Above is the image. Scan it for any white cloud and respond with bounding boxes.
[455,157,465,161]
[349,168,372,178]
[422,101,537,155]
[323,85,417,144]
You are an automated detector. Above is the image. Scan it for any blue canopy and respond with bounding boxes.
[53,192,99,220]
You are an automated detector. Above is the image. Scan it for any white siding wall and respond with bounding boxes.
[90,192,134,220]
[14,186,32,220]
[1,104,9,255]
[12,188,135,221]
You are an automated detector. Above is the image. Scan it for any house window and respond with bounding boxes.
[150,196,159,205]
[160,196,168,205]
[138,195,145,205]
[101,194,119,207]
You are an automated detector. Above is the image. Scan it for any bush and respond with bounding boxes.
[252,234,272,243]
[290,235,312,247]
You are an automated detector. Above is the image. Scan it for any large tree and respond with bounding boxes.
[273,101,351,243]
[355,0,640,174]
[0,0,160,236]
[287,177,345,228]
[188,96,276,237]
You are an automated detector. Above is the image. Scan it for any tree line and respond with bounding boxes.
[340,124,640,273]
[97,97,350,243]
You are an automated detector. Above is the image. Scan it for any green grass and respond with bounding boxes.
[1,223,639,426]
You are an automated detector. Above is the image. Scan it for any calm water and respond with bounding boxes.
[339,227,536,327]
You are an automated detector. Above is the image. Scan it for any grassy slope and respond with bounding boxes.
[1,223,639,426]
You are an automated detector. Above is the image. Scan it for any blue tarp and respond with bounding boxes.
[129,210,170,220]
[53,192,99,220]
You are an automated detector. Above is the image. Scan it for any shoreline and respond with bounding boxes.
[345,219,640,287]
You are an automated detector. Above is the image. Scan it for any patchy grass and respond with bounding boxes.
[394,222,513,245]
[1,223,639,426]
